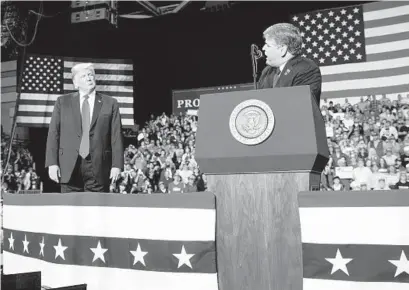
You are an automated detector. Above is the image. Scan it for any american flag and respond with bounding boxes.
[16,54,135,128]
[2,192,218,290]
[290,1,409,101]
[299,190,409,290]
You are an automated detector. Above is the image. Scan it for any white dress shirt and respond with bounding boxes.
[279,61,287,73]
[79,90,96,121]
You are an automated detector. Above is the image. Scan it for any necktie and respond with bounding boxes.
[79,95,90,158]
[273,68,281,88]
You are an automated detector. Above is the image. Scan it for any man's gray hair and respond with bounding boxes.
[263,23,303,56]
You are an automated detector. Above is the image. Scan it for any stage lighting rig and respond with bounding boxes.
[70,1,118,27]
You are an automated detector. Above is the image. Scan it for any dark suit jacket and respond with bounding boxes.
[45,92,124,186]
[257,55,322,104]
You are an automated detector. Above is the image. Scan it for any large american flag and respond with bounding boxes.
[16,54,135,128]
[2,192,218,290]
[290,1,409,100]
[299,190,409,290]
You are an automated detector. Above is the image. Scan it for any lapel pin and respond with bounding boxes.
[284,69,291,76]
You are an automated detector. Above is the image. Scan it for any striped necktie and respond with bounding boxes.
[273,68,281,88]
[79,95,90,158]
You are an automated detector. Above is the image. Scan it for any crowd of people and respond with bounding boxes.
[2,93,409,193]
[109,113,207,194]
[321,93,409,191]
[1,132,40,193]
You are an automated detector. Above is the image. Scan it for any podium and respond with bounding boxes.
[195,86,329,290]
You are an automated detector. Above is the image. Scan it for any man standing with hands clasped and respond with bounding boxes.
[46,63,124,193]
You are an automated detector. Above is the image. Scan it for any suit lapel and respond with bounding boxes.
[90,93,103,130]
[275,57,296,88]
[71,92,82,135]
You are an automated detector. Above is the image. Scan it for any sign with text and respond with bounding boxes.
[172,83,253,115]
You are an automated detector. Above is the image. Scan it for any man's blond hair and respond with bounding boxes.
[263,23,303,56]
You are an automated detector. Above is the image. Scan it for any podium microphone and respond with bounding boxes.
[251,44,263,89]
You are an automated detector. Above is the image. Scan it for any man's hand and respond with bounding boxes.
[110,167,121,184]
[48,165,61,183]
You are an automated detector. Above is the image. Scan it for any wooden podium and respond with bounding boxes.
[195,86,329,290]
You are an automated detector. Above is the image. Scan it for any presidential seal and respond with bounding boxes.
[229,99,275,145]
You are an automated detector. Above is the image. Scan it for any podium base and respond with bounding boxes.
[209,171,319,290]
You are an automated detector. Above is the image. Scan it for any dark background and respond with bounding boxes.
[7,1,368,124]
[3,1,368,191]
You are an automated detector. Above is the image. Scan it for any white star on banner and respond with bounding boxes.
[54,238,68,260]
[130,243,148,266]
[90,240,108,263]
[22,235,30,254]
[389,250,409,277]
[173,245,195,269]
[326,249,353,276]
[39,236,45,257]
[8,233,15,250]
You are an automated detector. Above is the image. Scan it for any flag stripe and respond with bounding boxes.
[63,84,133,93]
[320,57,409,75]
[63,79,133,87]
[1,70,17,78]
[16,116,135,126]
[17,108,135,116]
[20,93,134,103]
[18,99,134,108]
[322,74,409,91]
[303,279,409,290]
[321,84,409,98]
[3,252,218,290]
[298,190,409,208]
[367,49,409,62]
[306,84,408,99]
[63,90,133,97]
[364,21,409,38]
[364,13,409,29]
[63,68,134,76]
[366,39,409,54]
[366,31,409,45]
[3,205,216,241]
[2,92,17,102]
[64,61,133,71]
[3,192,216,209]
[2,76,17,87]
[2,228,216,273]
[363,3,409,20]
[303,243,409,282]
[63,72,133,81]
[16,111,134,119]
[64,56,133,65]
[322,66,409,83]
[1,86,17,94]
[299,207,409,245]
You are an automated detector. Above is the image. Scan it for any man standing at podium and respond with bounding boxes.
[46,63,124,193]
[258,23,322,104]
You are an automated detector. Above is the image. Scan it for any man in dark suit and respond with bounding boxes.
[46,63,124,193]
[258,23,322,104]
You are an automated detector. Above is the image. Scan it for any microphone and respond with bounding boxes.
[250,44,263,89]
[251,44,264,59]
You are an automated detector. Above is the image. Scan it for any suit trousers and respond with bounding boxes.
[61,154,109,193]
